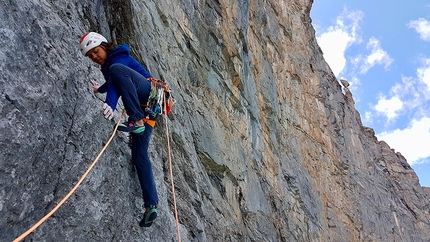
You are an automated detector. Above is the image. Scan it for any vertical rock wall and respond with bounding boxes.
[1,0,429,241]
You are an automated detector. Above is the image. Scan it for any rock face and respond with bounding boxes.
[1,0,430,241]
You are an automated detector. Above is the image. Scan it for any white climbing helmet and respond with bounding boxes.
[79,32,107,56]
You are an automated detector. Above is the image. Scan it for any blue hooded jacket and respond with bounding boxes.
[98,44,152,110]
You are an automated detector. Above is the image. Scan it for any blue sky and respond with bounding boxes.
[311,1,430,187]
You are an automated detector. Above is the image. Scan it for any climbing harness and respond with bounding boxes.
[13,110,126,242]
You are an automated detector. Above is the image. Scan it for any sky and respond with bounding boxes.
[311,1,430,187]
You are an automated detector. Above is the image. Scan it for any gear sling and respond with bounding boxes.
[141,77,175,127]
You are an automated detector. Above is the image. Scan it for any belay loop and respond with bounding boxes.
[144,78,176,120]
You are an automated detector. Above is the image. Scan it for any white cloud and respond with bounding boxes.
[374,95,404,121]
[371,76,423,122]
[374,59,430,165]
[416,58,430,90]
[316,9,363,77]
[408,18,430,41]
[392,76,428,110]
[318,30,352,76]
[362,111,374,125]
[377,117,430,165]
[369,58,430,124]
[359,38,393,74]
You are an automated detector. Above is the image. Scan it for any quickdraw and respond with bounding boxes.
[143,78,176,120]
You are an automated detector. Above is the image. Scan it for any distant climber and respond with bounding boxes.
[79,32,158,227]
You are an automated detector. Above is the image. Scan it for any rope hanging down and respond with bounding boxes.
[13,110,126,242]
[164,93,181,242]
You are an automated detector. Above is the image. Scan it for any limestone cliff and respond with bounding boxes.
[1,0,429,241]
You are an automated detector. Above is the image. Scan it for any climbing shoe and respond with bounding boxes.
[118,121,145,135]
[139,205,157,227]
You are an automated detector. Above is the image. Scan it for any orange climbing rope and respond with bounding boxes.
[164,97,181,242]
[13,110,126,242]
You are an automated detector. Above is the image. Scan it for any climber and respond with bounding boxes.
[79,32,158,227]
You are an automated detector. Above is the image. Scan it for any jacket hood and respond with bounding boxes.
[102,44,130,69]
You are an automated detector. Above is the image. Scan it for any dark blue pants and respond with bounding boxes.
[131,125,158,207]
[109,63,150,122]
[109,63,158,207]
